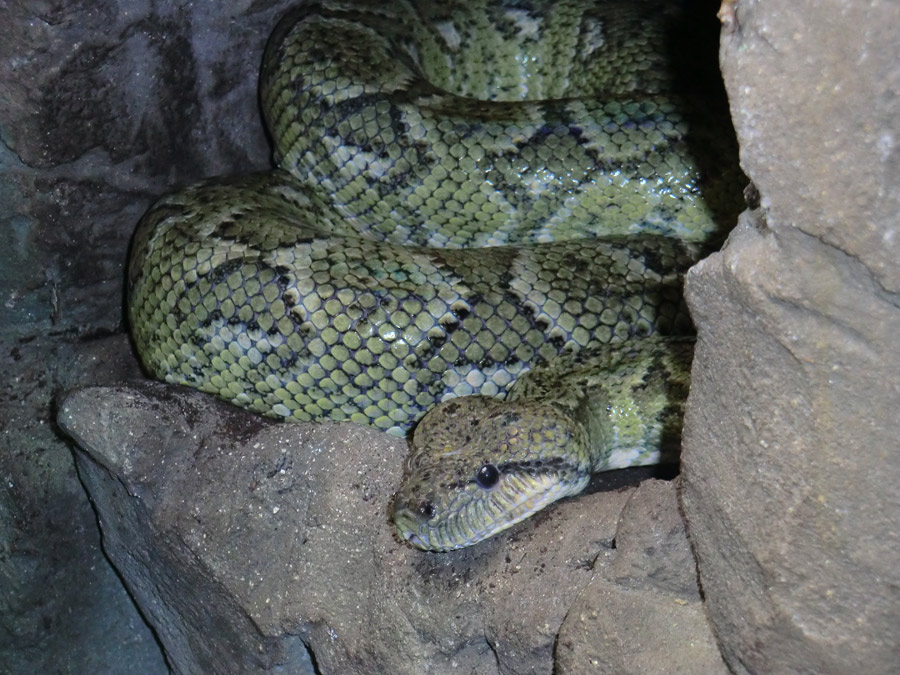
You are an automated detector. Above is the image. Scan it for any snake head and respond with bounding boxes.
[392,395,592,552]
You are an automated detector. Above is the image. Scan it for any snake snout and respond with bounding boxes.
[392,465,589,551]
[392,397,594,551]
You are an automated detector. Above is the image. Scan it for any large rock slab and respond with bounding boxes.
[717,0,900,293]
[58,382,722,674]
[680,1,900,673]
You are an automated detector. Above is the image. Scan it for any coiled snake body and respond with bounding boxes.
[128,0,742,550]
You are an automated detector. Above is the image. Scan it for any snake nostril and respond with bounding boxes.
[475,463,500,489]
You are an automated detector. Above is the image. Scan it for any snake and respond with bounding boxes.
[127,0,743,551]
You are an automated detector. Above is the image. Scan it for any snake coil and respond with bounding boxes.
[128,0,742,550]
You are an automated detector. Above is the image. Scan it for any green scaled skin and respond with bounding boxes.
[127,0,743,551]
[261,0,742,248]
[129,172,700,435]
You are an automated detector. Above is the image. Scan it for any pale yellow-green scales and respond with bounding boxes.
[128,0,743,550]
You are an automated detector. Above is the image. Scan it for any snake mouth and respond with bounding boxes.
[393,472,588,552]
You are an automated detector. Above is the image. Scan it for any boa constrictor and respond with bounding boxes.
[128,0,742,551]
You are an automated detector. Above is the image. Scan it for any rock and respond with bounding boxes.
[0,1,291,669]
[0,0,292,336]
[680,1,900,673]
[556,480,728,675]
[0,334,166,674]
[717,0,900,294]
[58,382,716,674]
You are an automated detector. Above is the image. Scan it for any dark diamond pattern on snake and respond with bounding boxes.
[128,0,743,550]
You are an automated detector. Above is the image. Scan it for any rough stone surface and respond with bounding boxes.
[0,335,166,674]
[556,480,728,675]
[1,1,292,671]
[680,1,900,673]
[717,0,900,295]
[0,0,292,336]
[58,382,716,674]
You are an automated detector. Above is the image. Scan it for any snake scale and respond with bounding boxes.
[128,0,742,551]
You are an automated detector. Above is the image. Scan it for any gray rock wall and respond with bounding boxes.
[0,1,292,672]
[681,1,900,673]
[1,0,287,335]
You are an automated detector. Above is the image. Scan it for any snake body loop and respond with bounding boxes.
[128,0,742,550]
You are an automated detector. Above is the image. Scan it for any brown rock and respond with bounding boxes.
[681,1,900,672]
[557,480,727,675]
[58,383,714,674]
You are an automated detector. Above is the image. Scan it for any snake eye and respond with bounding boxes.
[475,463,500,489]
[418,500,436,520]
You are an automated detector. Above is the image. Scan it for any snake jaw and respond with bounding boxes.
[392,471,588,552]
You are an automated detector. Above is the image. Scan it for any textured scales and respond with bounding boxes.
[261,0,741,248]
[129,171,697,434]
[392,338,693,551]
[128,0,742,551]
